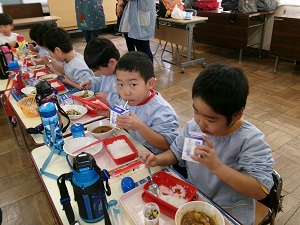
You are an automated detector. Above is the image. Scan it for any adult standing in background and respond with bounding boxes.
[75,0,106,43]
[116,0,156,62]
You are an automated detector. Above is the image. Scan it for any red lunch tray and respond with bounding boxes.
[48,79,65,92]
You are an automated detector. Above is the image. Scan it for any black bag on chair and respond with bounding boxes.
[221,0,238,11]
[257,0,278,12]
[0,45,13,80]
[238,0,257,14]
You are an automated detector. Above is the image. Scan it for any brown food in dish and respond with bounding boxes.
[79,91,90,98]
[92,126,112,133]
[181,211,216,225]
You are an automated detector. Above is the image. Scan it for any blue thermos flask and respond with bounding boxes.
[39,102,64,152]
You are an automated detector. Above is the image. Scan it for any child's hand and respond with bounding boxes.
[41,55,53,66]
[27,43,36,52]
[139,150,158,168]
[190,135,223,173]
[80,80,91,90]
[95,92,108,100]
[115,113,141,130]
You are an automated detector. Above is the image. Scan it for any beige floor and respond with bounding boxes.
[1,32,300,224]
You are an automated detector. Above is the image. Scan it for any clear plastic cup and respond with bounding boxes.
[143,202,160,225]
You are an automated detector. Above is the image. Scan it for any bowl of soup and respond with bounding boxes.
[175,201,225,225]
[87,119,114,140]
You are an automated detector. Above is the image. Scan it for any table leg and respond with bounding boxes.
[239,49,243,63]
[180,23,206,73]
[274,56,279,73]
[0,94,21,146]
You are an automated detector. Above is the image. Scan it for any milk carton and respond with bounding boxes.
[182,132,203,163]
[110,105,130,128]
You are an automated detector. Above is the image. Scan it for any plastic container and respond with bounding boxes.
[17,96,39,118]
[103,135,138,165]
[48,79,65,92]
[70,123,85,138]
[33,68,51,78]
[108,200,125,225]
[143,171,197,213]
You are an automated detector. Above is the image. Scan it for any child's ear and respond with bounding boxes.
[54,47,63,54]
[147,77,156,89]
[109,58,117,66]
[234,108,244,121]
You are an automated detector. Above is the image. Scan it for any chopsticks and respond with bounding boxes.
[71,138,106,155]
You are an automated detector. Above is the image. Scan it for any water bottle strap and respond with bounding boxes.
[57,173,76,225]
[40,124,66,179]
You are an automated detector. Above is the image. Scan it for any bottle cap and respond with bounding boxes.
[17,35,25,42]
[113,207,120,215]
[108,199,118,207]
[8,61,19,70]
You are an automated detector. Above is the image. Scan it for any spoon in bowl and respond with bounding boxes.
[147,166,160,197]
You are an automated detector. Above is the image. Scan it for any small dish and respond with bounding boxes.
[72,90,94,99]
[61,105,88,120]
[21,86,37,97]
[39,74,58,81]
[87,119,114,140]
[63,137,103,157]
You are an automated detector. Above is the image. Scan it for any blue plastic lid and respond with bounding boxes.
[8,61,20,70]
[39,102,56,117]
[70,123,84,132]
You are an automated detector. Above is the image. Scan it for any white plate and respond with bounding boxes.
[39,74,58,81]
[21,86,37,96]
[63,137,103,157]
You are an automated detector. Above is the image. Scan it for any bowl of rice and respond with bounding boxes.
[143,171,197,214]
[61,104,87,120]
[175,201,225,225]
[103,135,138,164]
[87,119,114,140]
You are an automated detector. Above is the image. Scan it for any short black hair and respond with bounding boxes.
[29,24,42,42]
[0,13,13,25]
[84,37,120,70]
[116,51,155,82]
[42,27,73,53]
[30,23,56,45]
[192,64,249,125]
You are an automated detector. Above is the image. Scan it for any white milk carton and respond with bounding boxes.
[110,105,130,128]
[182,132,203,163]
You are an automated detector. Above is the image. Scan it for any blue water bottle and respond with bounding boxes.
[39,102,64,152]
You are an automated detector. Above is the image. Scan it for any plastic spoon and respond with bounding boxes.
[147,166,160,197]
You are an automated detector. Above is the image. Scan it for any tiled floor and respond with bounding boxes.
[1,31,300,224]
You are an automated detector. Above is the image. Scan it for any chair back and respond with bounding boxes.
[258,170,283,225]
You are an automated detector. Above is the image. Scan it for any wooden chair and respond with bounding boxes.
[255,170,283,225]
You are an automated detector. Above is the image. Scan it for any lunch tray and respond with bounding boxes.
[71,95,109,111]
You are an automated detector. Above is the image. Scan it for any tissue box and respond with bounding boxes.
[110,105,130,128]
[182,133,203,163]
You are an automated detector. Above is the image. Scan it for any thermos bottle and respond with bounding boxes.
[39,102,64,151]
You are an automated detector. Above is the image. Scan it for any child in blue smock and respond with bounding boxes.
[101,51,179,155]
[42,27,95,90]
[140,64,274,225]
[79,37,119,97]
